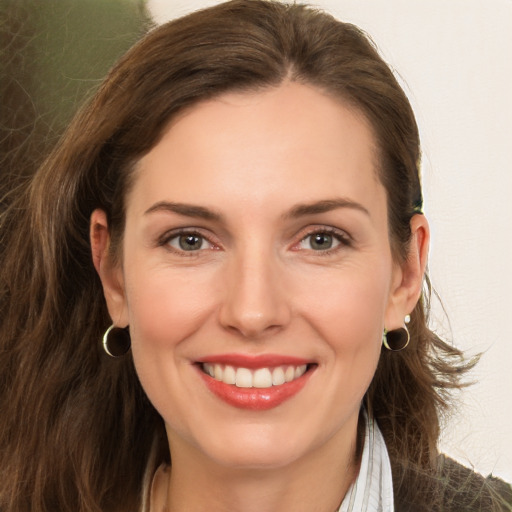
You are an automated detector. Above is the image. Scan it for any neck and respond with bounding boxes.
[151,421,361,512]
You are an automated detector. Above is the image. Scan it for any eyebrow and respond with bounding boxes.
[144,201,223,221]
[144,197,369,222]
[283,198,370,219]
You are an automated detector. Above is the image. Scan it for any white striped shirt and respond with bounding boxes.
[338,414,394,512]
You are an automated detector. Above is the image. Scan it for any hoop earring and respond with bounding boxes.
[102,325,131,357]
[382,315,411,351]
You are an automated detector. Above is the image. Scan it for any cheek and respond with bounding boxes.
[121,266,220,431]
[297,265,390,346]
[292,261,389,401]
[124,267,217,352]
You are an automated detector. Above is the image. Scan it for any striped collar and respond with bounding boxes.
[338,413,394,512]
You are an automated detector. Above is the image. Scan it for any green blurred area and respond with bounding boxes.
[0,0,151,190]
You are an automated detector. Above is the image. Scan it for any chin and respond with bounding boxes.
[211,443,304,471]
[188,423,311,471]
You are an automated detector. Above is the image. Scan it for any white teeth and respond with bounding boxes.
[272,367,285,386]
[204,363,215,378]
[253,368,273,388]
[285,366,295,383]
[202,363,309,388]
[295,365,307,378]
[214,364,223,381]
[223,365,236,385]
[235,368,253,388]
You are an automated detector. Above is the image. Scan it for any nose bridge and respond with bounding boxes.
[219,241,290,338]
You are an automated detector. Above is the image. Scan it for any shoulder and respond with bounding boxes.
[436,455,512,511]
[396,455,512,512]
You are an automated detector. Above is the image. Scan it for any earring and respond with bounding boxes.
[382,315,411,351]
[102,325,131,357]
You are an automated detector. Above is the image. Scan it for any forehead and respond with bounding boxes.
[130,82,383,218]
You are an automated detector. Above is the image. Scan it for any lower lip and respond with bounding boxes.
[198,367,313,411]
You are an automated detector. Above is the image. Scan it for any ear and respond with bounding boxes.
[384,214,430,330]
[90,209,129,327]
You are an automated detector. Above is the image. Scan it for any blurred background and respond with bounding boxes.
[1,0,510,481]
[0,0,150,197]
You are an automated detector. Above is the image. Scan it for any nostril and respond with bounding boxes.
[224,321,284,340]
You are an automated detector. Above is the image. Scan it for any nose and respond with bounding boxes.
[218,249,291,339]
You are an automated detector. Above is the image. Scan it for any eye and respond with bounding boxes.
[295,228,351,252]
[306,232,337,251]
[166,232,213,252]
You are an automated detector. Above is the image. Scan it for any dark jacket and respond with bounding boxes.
[396,456,512,512]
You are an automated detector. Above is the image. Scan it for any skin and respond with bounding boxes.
[91,81,429,512]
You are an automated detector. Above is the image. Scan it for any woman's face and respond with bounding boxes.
[98,82,417,470]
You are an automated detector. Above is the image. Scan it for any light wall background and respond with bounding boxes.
[148,0,512,481]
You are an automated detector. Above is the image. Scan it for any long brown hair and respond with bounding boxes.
[0,1,484,510]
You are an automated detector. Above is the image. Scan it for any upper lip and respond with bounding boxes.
[197,353,313,369]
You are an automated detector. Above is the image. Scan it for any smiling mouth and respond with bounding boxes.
[201,363,311,389]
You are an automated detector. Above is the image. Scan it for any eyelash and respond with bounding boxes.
[158,226,352,256]
[158,228,219,256]
[292,227,353,255]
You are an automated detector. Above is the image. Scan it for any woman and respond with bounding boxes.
[0,1,510,511]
